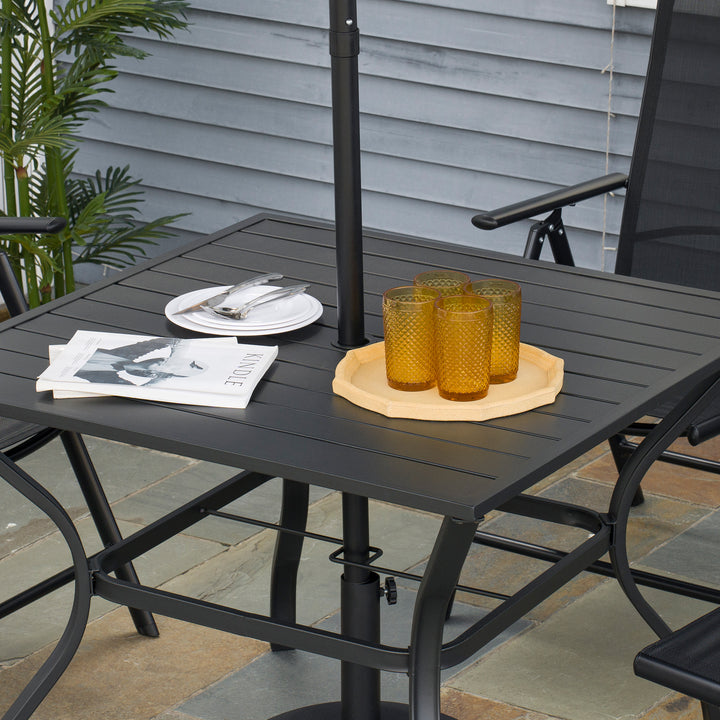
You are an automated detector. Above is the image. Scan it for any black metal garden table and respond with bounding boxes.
[3,213,720,720]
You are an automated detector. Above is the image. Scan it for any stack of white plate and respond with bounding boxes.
[165,285,323,336]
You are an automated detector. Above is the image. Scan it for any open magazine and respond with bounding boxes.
[36,331,278,409]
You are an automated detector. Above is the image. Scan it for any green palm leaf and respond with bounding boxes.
[53,0,188,55]
[67,165,187,267]
[1,0,189,305]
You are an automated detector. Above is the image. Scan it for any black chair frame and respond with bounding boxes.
[473,0,720,482]
[472,1,720,713]
[0,219,157,636]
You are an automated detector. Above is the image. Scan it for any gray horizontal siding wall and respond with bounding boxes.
[72,0,655,281]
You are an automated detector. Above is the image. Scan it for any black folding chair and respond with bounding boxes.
[634,608,720,720]
[606,362,720,720]
[472,0,720,498]
[0,217,157,638]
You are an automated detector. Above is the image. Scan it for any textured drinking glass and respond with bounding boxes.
[465,279,521,383]
[383,286,439,391]
[434,295,493,401]
[414,270,471,297]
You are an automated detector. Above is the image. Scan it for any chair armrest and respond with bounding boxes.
[687,414,720,446]
[0,217,67,235]
[0,252,29,315]
[0,218,66,315]
[472,173,628,230]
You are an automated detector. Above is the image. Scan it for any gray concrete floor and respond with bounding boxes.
[1,433,718,720]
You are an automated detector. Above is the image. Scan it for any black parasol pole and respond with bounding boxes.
[329,0,367,349]
[329,5,380,720]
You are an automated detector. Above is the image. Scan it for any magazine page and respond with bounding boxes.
[46,338,238,399]
[37,331,278,409]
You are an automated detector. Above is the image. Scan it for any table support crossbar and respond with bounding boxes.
[92,572,410,672]
[97,469,273,572]
[440,523,612,669]
[473,530,720,604]
[207,508,511,601]
[90,471,619,677]
[208,508,344,546]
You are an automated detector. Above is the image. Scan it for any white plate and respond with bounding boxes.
[165,285,324,336]
[169,306,324,336]
[191,295,319,330]
[167,286,317,328]
[192,304,318,330]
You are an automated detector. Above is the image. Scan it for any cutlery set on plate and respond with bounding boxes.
[164,273,323,336]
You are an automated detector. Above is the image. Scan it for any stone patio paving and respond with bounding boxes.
[1,434,718,720]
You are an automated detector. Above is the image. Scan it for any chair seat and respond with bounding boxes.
[0,417,53,453]
[0,417,58,460]
[634,607,720,706]
[644,395,720,446]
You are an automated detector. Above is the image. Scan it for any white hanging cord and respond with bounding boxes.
[600,1,618,272]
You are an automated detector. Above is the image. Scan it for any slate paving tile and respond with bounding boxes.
[176,589,529,720]
[639,508,720,587]
[0,611,266,720]
[2,438,194,559]
[448,581,714,720]
[541,477,710,559]
[579,448,720,508]
[508,444,609,499]
[637,693,703,720]
[481,446,610,525]
[113,470,332,545]
[0,516,224,663]
[444,477,707,620]
[440,688,562,720]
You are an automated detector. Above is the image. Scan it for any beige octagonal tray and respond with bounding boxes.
[332,341,564,421]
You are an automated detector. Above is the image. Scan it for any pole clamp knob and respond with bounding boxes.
[381,577,398,605]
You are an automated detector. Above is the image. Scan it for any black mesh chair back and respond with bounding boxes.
[470,0,720,568]
[615,0,720,290]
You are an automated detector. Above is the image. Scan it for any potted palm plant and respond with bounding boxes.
[0,0,189,307]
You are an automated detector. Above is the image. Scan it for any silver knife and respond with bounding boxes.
[175,272,283,314]
[204,284,311,320]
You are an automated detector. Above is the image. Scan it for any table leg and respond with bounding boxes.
[60,431,158,638]
[270,499,477,720]
[409,517,478,720]
[270,479,309,651]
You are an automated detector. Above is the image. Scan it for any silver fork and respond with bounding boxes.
[176,272,283,315]
[202,284,311,320]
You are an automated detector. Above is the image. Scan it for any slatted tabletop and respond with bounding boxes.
[2,213,720,521]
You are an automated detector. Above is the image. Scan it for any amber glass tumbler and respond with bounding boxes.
[434,295,493,401]
[383,286,439,391]
[465,279,521,383]
[414,270,470,297]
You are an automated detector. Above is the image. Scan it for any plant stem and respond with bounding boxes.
[0,0,20,277]
[15,166,41,307]
[37,0,73,297]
